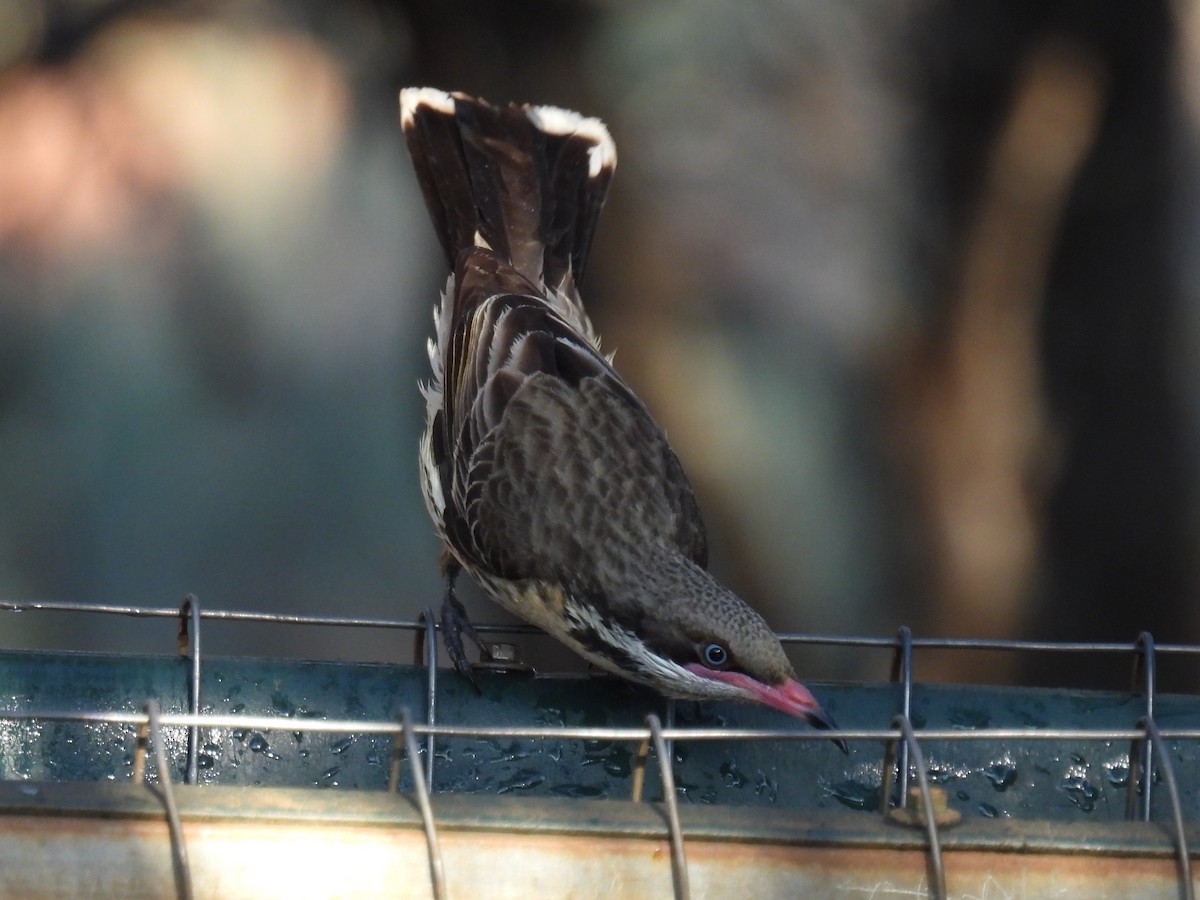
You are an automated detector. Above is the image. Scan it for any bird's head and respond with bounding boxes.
[565,554,847,753]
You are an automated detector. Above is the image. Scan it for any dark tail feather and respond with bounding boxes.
[535,113,616,289]
[399,89,476,271]
[453,96,545,282]
[399,88,616,291]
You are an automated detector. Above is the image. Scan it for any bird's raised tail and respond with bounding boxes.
[399,88,617,306]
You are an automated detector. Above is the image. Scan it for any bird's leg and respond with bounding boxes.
[440,556,484,692]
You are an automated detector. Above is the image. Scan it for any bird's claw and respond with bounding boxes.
[441,586,484,694]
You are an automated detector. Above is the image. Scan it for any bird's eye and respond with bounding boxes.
[700,642,730,669]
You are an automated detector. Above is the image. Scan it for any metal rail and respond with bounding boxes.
[8,598,1200,654]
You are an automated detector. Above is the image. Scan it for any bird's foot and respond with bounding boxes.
[441,586,484,694]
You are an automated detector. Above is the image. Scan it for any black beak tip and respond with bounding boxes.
[807,706,850,755]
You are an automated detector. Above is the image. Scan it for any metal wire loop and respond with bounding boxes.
[1129,631,1158,821]
[418,607,439,792]
[397,708,445,900]
[144,700,194,900]
[646,713,690,900]
[886,715,946,900]
[888,625,915,805]
[177,595,201,785]
[1137,716,1194,900]
[663,698,677,779]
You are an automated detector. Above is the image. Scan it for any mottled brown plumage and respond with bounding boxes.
[400,88,841,745]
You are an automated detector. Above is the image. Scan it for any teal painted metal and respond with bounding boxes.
[1,649,1198,824]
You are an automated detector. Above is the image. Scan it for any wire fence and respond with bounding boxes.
[1,596,1198,900]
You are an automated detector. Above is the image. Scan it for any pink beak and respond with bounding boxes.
[686,665,847,753]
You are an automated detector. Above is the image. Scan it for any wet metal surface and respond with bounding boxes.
[2,648,1200,825]
[2,648,1200,824]
[4,640,1200,898]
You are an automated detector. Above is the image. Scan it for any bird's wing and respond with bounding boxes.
[434,249,709,584]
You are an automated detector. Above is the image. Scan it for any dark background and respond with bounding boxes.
[1,0,1197,691]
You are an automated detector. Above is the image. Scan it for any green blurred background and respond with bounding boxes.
[1,0,1197,691]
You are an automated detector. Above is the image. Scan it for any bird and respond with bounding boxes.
[399,87,843,749]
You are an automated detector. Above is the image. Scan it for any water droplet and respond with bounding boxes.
[603,750,631,779]
[230,703,246,715]
[490,741,530,764]
[825,779,876,811]
[320,766,340,783]
[330,736,355,755]
[271,693,294,715]
[497,768,545,793]
[755,773,780,803]
[927,765,954,785]
[366,748,382,766]
[1105,761,1129,787]
[551,784,604,799]
[984,762,1018,792]
[197,753,216,770]
[978,802,1000,818]
[677,782,718,805]
[956,790,970,802]
[720,760,747,788]
[949,708,990,729]
[1061,773,1101,812]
